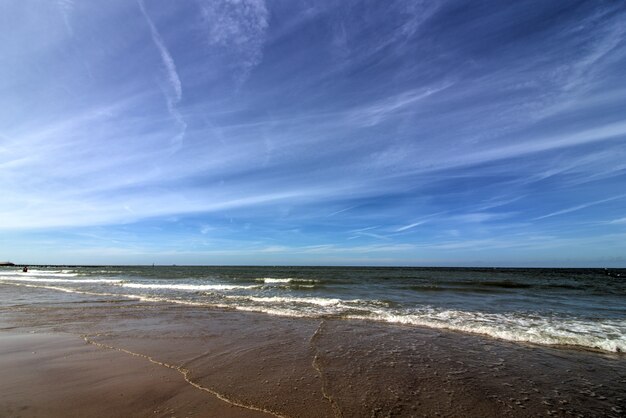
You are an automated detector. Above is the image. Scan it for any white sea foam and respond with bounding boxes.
[255,277,319,284]
[0,271,79,278]
[125,293,215,307]
[241,295,364,307]
[120,283,257,291]
[1,282,231,309]
[3,279,624,353]
[351,308,626,353]
[258,278,293,284]
[0,277,121,284]
[233,305,309,318]
[249,295,342,306]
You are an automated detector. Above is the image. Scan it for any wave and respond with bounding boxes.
[256,277,292,284]
[120,283,258,291]
[351,308,626,353]
[0,277,121,284]
[404,285,504,294]
[233,305,309,318]
[3,282,230,309]
[404,281,622,294]
[3,280,624,353]
[255,277,318,284]
[225,295,391,314]
[246,295,360,306]
[477,280,533,289]
[0,271,79,278]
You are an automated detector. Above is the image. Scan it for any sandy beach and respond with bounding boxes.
[3,1,626,416]
[0,332,270,418]
[1,282,625,417]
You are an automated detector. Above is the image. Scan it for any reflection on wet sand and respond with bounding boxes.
[1,283,625,417]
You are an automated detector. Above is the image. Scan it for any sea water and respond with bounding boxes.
[1,266,624,353]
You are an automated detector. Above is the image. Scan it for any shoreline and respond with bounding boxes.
[1,283,625,417]
[3,279,623,355]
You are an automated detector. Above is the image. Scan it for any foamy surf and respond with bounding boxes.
[120,283,258,291]
[258,278,293,284]
[0,277,122,284]
[5,279,625,352]
[0,271,79,278]
[245,295,360,306]
[1,266,624,353]
[351,308,626,353]
[255,277,319,284]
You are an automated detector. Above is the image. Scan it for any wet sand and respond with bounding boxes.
[1,283,625,417]
[0,332,269,418]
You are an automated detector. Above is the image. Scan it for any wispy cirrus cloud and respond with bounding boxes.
[1,1,625,265]
[395,221,427,232]
[198,0,269,85]
[56,0,74,34]
[534,195,626,221]
[347,82,454,127]
[326,206,357,217]
[403,120,626,178]
[560,11,626,93]
[138,0,181,102]
[138,0,186,150]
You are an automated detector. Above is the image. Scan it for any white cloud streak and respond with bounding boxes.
[138,0,181,102]
[395,221,427,232]
[562,13,625,92]
[348,82,453,126]
[533,195,626,221]
[138,0,186,150]
[327,206,356,217]
[403,120,626,177]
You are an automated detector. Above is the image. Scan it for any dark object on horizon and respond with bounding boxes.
[0,261,15,266]
[22,266,29,273]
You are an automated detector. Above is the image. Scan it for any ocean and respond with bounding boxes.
[1,265,624,353]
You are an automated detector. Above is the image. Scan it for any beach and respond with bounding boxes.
[4,1,626,416]
[1,275,625,417]
[0,332,267,418]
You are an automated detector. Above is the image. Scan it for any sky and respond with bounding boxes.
[0,0,625,266]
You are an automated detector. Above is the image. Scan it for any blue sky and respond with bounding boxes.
[1,0,625,266]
